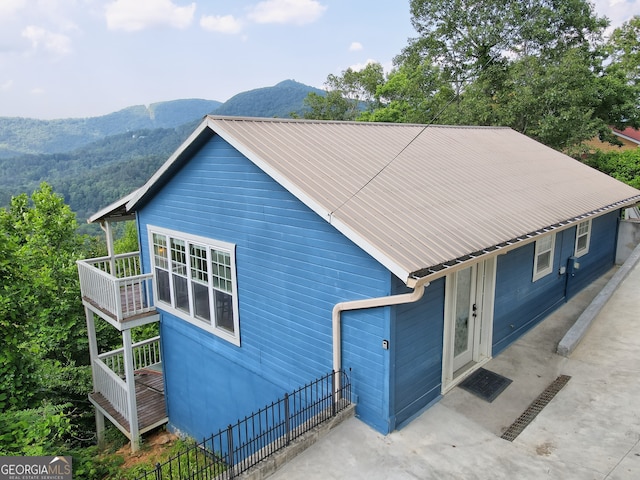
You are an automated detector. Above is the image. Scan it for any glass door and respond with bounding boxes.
[452,265,477,372]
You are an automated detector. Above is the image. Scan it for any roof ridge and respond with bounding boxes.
[206,115,512,130]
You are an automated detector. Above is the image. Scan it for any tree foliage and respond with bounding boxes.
[305,1,639,153]
[583,149,640,189]
[303,63,385,121]
[0,184,124,477]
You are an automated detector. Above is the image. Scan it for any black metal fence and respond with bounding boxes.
[135,370,352,480]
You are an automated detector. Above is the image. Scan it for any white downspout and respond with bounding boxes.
[332,279,430,376]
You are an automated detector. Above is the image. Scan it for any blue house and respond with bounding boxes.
[79,116,640,450]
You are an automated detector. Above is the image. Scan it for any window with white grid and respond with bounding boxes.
[533,233,555,282]
[149,226,239,345]
[574,220,591,257]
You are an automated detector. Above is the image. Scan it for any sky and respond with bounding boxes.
[0,0,638,120]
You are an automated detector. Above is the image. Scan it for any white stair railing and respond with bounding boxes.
[98,336,162,379]
[93,358,129,422]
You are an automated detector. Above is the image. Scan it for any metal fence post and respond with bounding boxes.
[331,371,337,417]
[284,393,290,445]
[227,424,235,479]
[135,371,353,480]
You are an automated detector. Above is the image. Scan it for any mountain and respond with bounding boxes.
[0,80,325,226]
[0,125,194,224]
[0,99,222,158]
[213,80,323,117]
[0,80,323,158]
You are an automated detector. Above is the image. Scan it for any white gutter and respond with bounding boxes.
[332,279,430,375]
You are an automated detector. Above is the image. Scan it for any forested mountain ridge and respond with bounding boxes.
[0,80,321,225]
[0,99,222,158]
[0,124,196,224]
[215,80,324,117]
[0,80,320,158]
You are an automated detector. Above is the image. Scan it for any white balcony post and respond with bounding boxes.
[101,220,116,276]
[122,329,140,452]
[85,307,106,446]
[85,308,99,384]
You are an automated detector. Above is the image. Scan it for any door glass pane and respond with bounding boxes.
[454,267,472,357]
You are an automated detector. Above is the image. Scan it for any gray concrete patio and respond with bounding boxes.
[267,261,640,479]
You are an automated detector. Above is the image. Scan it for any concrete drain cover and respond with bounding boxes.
[501,375,571,442]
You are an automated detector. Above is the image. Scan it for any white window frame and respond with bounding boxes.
[532,233,556,282]
[148,225,240,346]
[574,220,592,258]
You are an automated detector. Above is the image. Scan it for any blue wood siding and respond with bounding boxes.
[566,212,618,298]
[493,211,619,354]
[136,135,394,437]
[390,277,445,430]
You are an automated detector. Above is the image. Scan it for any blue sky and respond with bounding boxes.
[0,0,638,120]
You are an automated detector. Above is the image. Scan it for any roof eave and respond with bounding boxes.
[87,189,140,224]
[406,195,640,288]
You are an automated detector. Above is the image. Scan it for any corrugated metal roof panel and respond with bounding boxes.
[131,116,640,283]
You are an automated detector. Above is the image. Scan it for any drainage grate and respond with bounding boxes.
[500,374,571,442]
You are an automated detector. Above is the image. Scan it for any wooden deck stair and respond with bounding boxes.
[89,368,167,438]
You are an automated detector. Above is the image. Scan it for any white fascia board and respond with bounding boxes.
[614,131,640,146]
[88,189,139,224]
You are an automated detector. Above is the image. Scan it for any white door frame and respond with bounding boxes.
[441,257,496,393]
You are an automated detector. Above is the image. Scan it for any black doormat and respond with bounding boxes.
[459,368,512,402]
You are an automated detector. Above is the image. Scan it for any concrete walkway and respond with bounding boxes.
[268,263,640,479]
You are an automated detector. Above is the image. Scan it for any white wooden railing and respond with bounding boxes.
[93,357,130,421]
[98,336,162,379]
[77,252,155,321]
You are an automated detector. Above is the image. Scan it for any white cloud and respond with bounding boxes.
[349,42,363,52]
[0,0,26,17]
[247,0,327,26]
[593,0,640,31]
[200,14,243,34]
[31,87,45,95]
[348,58,393,75]
[0,80,13,91]
[105,0,196,32]
[22,26,72,56]
[348,58,378,71]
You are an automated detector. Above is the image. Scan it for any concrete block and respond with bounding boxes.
[558,242,640,356]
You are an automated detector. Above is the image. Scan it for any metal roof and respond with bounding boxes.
[126,116,640,285]
[88,188,140,224]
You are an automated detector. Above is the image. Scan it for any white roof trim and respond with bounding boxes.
[88,188,140,224]
[614,130,640,146]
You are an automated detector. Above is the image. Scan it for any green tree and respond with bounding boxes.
[607,16,640,85]
[583,149,640,189]
[597,16,640,138]
[0,203,38,410]
[359,57,453,124]
[304,63,385,120]
[0,183,126,475]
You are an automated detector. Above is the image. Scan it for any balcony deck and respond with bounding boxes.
[78,252,158,329]
[82,283,156,324]
[89,367,167,438]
